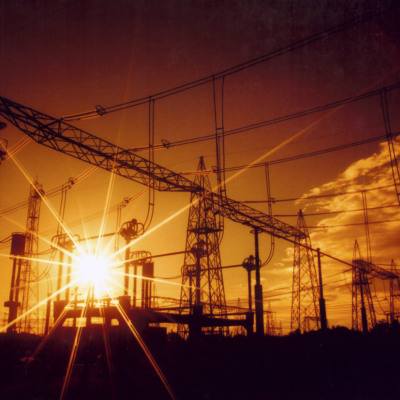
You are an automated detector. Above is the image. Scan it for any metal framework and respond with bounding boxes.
[350,241,400,331]
[0,96,303,240]
[19,182,43,333]
[389,260,400,323]
[265,302,277,336]
[179,157,227,336]
[290,210,320,333]
[352,240,376,332]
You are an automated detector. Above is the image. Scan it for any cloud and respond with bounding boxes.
[272,139,400,330]
[259,139,400,332]
[299,139,400,265]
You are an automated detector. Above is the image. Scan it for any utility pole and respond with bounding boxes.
[317,248,328,330]
[0,134,7,164]
[52,234,76,328]
[120,219,144,306]
[242,255,256,313]
[0,122,7,164]
[54,235,74,301]
[242,255,256,335]
[253,228,264,336]
[4,233,26,333]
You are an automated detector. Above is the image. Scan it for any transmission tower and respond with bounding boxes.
[179,157,227,336]
[277,321,283,336]
[265,302,276,335]
[388,260,400,324]
[290,210,320,333]
[18,182,43,333]
[352,240,376,332]
[233,298,246,336]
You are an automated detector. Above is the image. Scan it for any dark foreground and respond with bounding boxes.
[1,324,399,400]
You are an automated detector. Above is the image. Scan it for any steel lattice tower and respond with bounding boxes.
[290,210,320,333]
[179,157,227,336]
[265,302,276,336]
[389,260,400,323]
[352,240,376,332]
[18,182,43,333]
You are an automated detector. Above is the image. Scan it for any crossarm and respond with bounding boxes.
[353,259,399,279]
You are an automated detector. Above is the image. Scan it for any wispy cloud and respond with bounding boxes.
[271,139,400,330]
[300,139,400,264]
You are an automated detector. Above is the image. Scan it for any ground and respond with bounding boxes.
[1,325,399,400]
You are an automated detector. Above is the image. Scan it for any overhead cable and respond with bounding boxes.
[63,3,394,121]
[275,204,399,217]
[161,83,400,150]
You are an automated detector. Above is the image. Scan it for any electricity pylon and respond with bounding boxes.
[290,210,320,333]
[19,182,43,333]
[233,298,246,336]
[389,260,400,323]
[352,240,376,332]
[179,157,227,336]
[265,302,276,335]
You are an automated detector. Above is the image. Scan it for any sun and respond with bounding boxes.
[75,254,110,291]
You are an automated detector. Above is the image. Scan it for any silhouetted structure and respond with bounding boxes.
[291,210,320,332]
[352,240,376,332]
[265,302,277,335]
[179,157,227,336]
[0,96,303,238]
[19,183,43,333]
[4,232,26,332]
[389,260,400,323]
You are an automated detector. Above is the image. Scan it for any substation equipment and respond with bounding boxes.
[2,96,399,337]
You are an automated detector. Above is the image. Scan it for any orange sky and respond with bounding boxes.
[1,0,400,333]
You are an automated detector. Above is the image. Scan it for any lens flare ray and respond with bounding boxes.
[94,160,117,258]
[104,288,176,400]
[3,150,83,254]
[109,269,197,291]
[98,300,117,400]
[0,278,80,333]
[59,288,91,400]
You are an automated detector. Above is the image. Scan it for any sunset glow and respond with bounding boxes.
[1,1,400,399]
[74,254,110,291]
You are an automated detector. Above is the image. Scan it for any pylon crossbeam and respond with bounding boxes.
[0,96,303,240]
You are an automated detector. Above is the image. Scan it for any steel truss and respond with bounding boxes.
[0,96,303,240]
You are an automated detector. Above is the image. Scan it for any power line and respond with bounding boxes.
[220,131,400,174]
[275,204,399,217]
[263,280,351,300]
[163,83,400,151]
[259,268,353,299]
[307,217,400,229]
[0,235,11,243]
[179,129,400,176]
[243,184,395,204]
[64,4,394,121]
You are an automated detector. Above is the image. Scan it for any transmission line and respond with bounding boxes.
[160,83,400,151]
[219,131,400,175]
[64,4,394,121]
[275,204,399,217]
[255,184,395,204]
[306,218,400,229]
